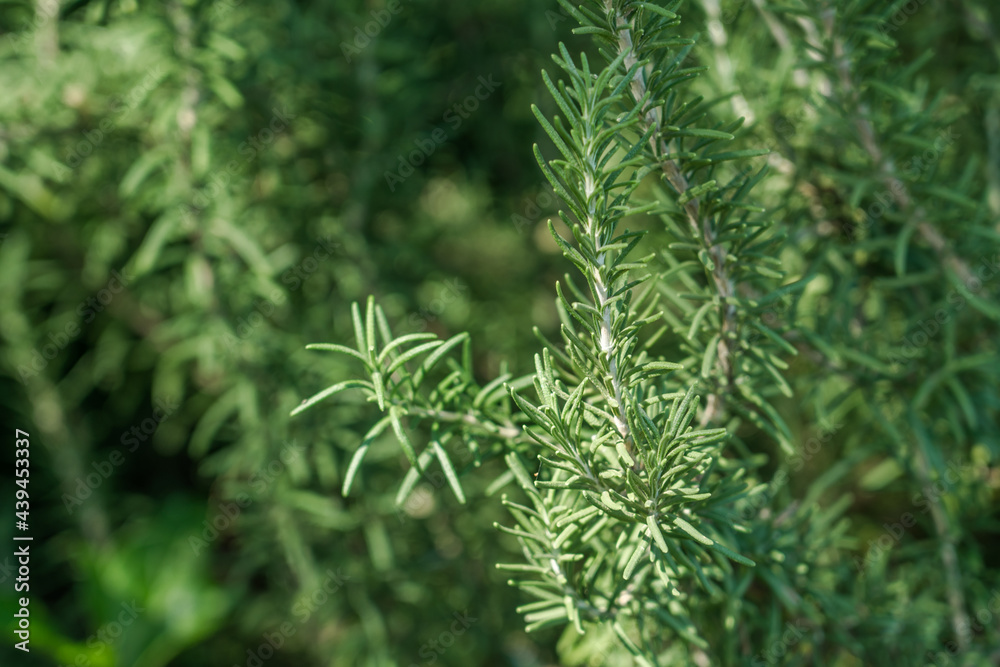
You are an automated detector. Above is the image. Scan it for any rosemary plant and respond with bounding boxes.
[293,1,817,663]
[293,0,1000,664]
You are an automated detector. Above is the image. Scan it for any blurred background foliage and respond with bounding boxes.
[0,0,998,665]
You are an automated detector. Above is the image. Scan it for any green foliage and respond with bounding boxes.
[1,1,562,665]
[294,0,1000,664]
[2,0,999,665]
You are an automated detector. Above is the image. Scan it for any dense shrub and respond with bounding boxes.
[1,0,998,665]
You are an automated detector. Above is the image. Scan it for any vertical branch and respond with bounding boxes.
[822,5,975,284]
[608,2,737,426]
[582,166,632,446]
[819,6,972,649]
